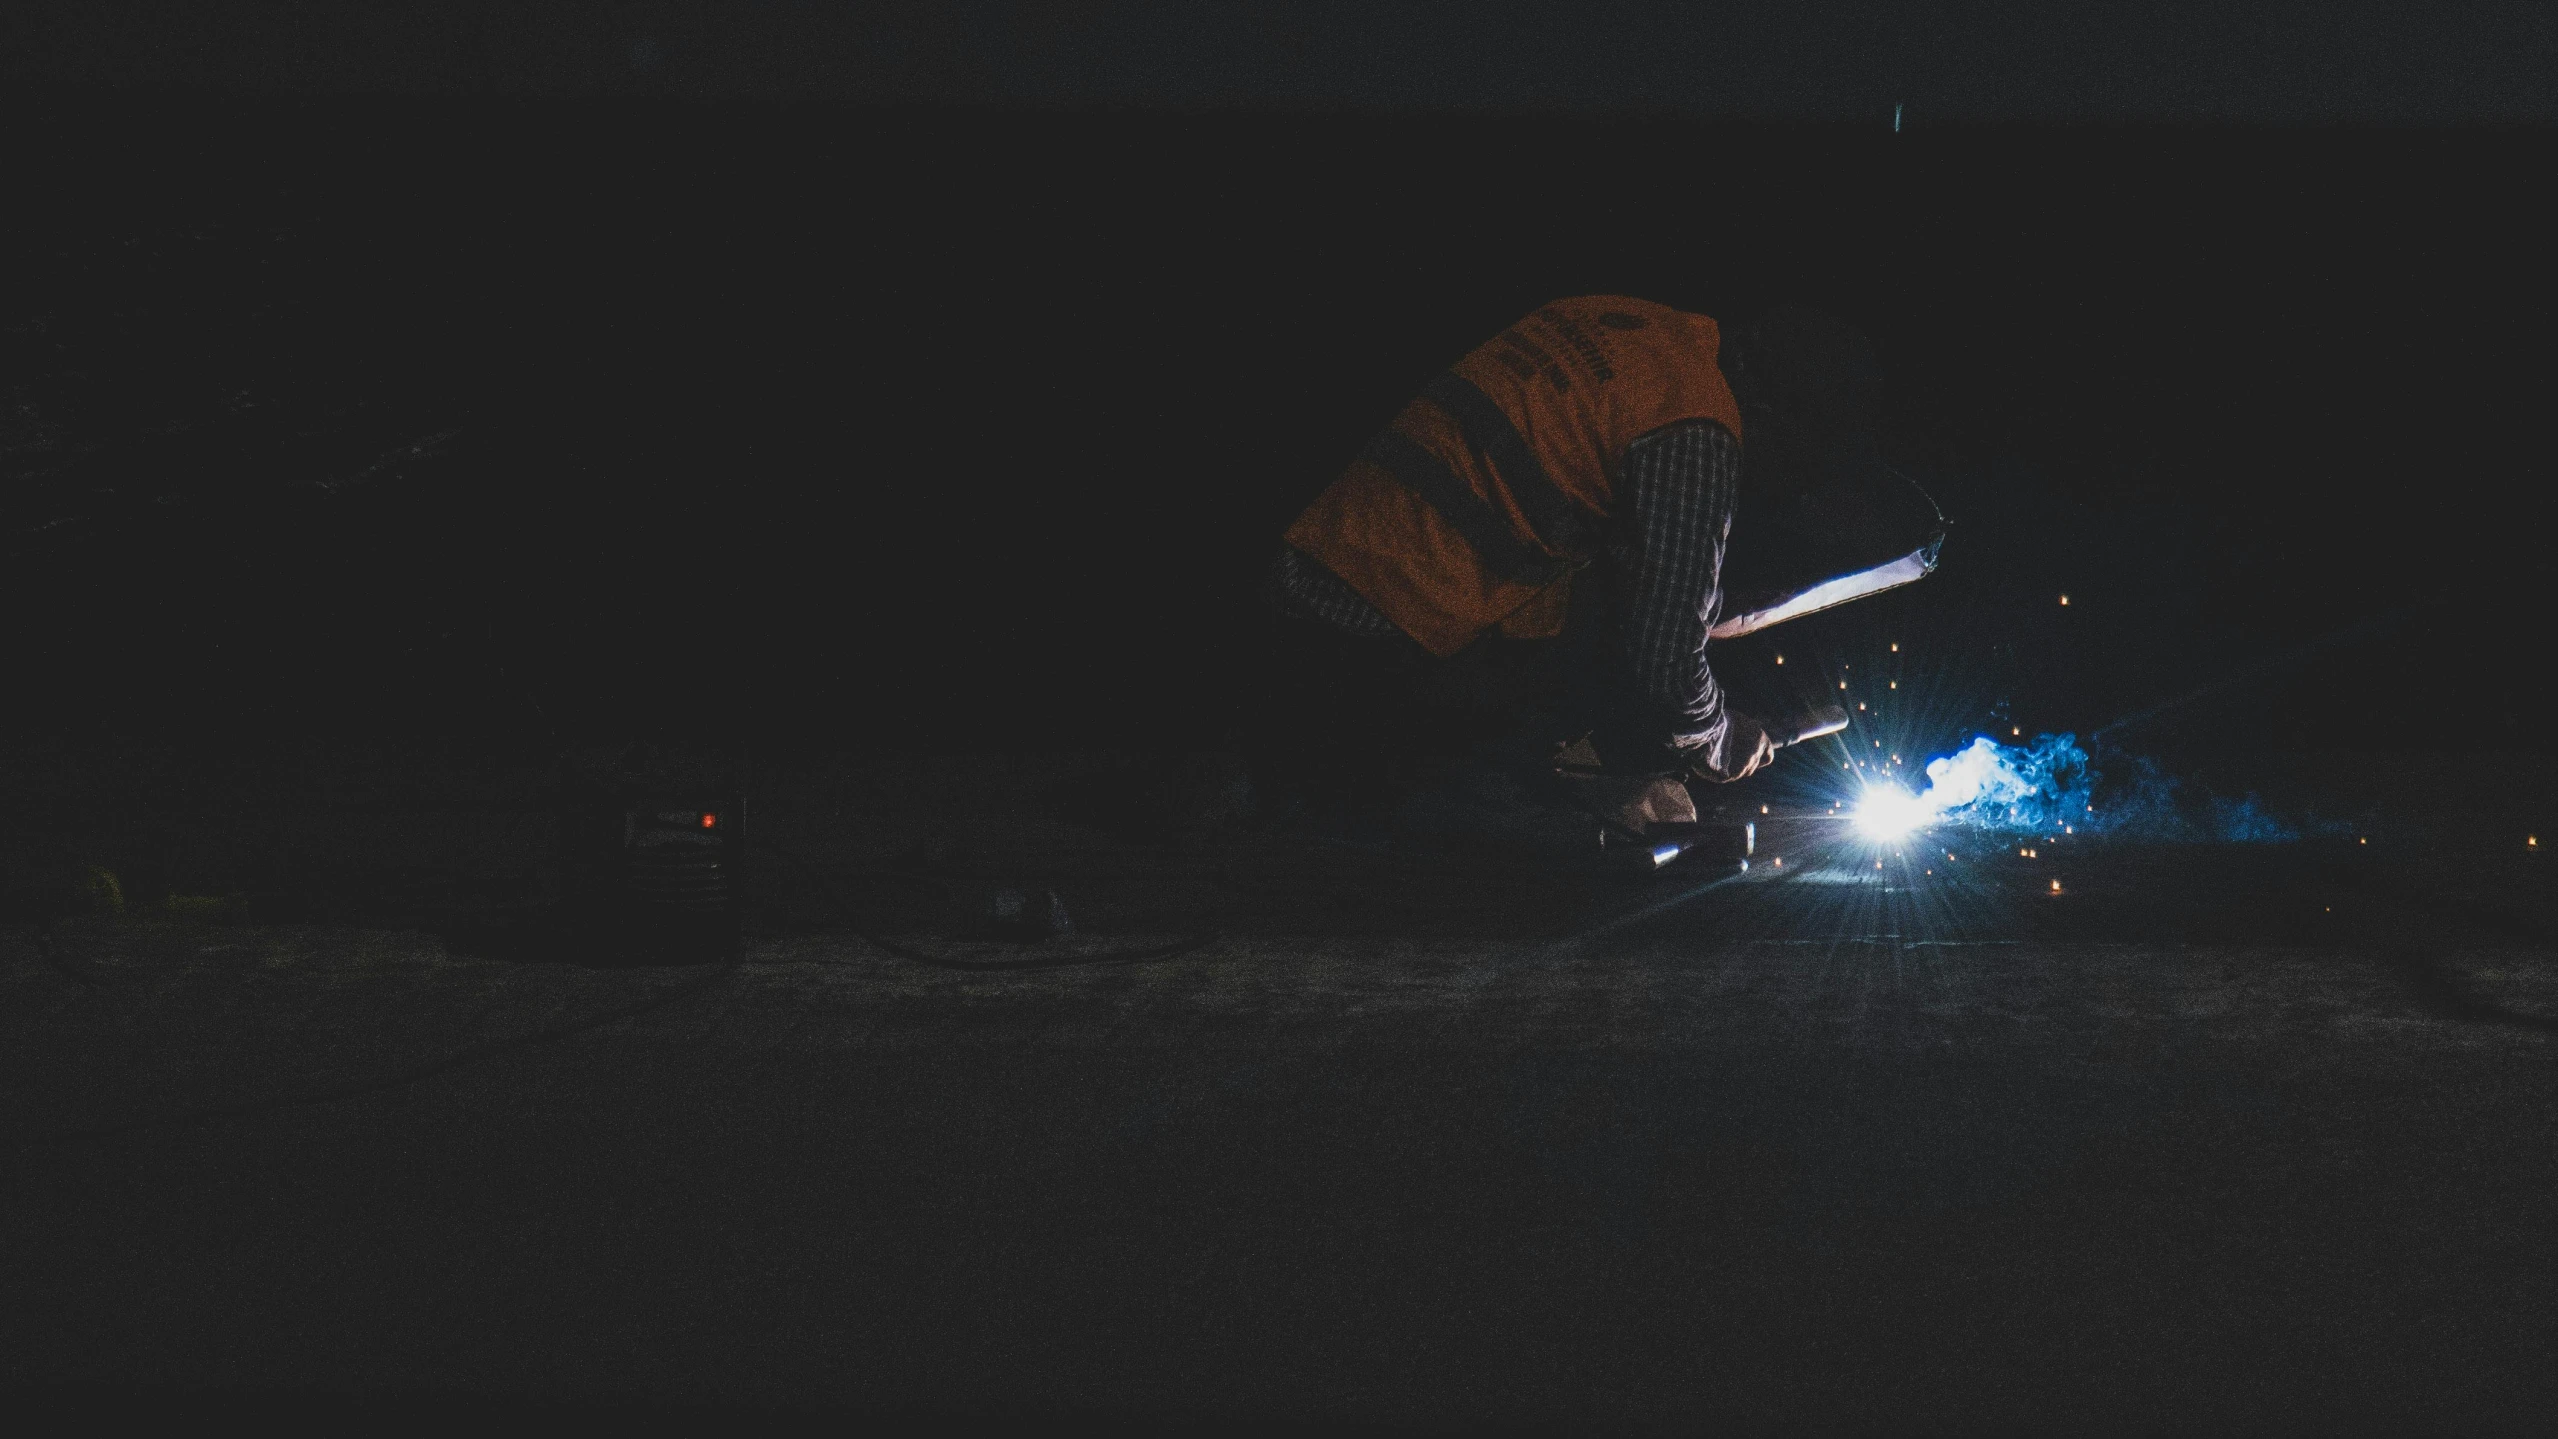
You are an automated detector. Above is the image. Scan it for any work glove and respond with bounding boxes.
[1603,774,1698,835]
[1689,712,1777,784]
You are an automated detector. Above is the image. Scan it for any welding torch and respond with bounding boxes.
[1582,703,1852,871]
[1772,703,1851,748]
[1558,702,1852,781]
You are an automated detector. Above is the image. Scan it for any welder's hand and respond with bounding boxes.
[1605,775,1699,834]
[1690,713,1778,784]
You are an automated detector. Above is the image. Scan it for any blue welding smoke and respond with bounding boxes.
[1916,734,2091,832]
[1905,733,2304,842]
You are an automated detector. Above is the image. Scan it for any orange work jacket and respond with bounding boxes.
[1284,296,1744,657]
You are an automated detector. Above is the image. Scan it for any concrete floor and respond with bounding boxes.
[4,749,2555,1431]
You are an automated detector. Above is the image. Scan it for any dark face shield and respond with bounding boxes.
[1711,429,1947,641]
[1711,306,1947,640]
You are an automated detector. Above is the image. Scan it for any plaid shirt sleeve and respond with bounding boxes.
[1607,419,1742,772]
[1267,543,1410,641]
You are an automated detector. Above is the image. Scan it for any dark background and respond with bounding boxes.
[6,92,2553,768]
[13,2,2557,124]
[7,18,2558,1432]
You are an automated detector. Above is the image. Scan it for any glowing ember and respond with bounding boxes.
[2059,595,2070,606]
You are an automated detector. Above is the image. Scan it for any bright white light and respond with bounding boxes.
[1853,785,1933,841]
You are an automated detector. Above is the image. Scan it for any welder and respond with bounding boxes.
[1246,297,1944,839]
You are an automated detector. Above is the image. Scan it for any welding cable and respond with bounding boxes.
[10,956,739,1152]
[758,838,1224,971]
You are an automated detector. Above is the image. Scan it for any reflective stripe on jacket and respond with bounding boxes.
[1283,296,1744,656]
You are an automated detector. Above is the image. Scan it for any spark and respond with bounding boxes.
[2059,595,2069,606]
[2530,836,2538,848]
[1858,702,1867,711]
[1890,643,1899,652]
[1772,857,1782,866]
[1775,655,1784,664]
[2050,879,2063,893]
[1841,681,1849,690]
[1760,805,1769,814]
[2012,727,2022,736]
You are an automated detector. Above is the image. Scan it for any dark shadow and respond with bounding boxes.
[2382,948,2558,1035]
[427,912,737,969]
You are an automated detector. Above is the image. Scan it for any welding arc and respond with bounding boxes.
[761,839,1224,971]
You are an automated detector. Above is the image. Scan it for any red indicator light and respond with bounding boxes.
[701,813,717,829]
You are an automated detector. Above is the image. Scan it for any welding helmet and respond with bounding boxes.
[1713,305,1947,639]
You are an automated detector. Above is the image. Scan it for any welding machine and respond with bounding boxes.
[556,761,745,957]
